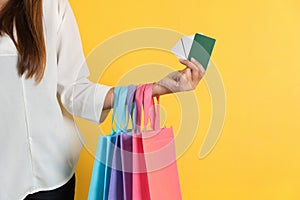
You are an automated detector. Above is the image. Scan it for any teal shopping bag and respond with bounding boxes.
[88,86,128,200]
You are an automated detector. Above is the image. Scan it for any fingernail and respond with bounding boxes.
[191,57,196,62]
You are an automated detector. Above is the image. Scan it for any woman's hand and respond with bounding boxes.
[152,57,206,96]
[103,57,205,111]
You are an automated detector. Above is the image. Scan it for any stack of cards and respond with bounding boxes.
[171,33,216,70]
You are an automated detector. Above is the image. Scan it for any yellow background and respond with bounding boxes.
[69,0,300,199]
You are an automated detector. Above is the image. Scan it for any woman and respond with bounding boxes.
[0,0,205,199]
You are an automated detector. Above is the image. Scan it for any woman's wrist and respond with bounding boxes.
[103,82,172,111]
[152,82,172,97]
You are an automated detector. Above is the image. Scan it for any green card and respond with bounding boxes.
[171,33,216,69]
[188,33,216,69]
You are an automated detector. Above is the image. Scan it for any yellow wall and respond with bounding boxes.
[69,0,300,199]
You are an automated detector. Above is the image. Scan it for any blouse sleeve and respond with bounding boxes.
[56,0,112,125]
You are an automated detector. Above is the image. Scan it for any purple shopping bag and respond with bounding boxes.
[108,85,136,200]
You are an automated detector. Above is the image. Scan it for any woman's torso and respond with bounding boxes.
[0,1,83,199]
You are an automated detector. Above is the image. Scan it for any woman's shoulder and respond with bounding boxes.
[43,0,69,17]
[42,0,71,33]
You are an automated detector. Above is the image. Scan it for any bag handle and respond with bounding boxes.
[125,84,137,130]
[135,83,160,132]
[111,86,128,133]
[143,83,160,130]
[134,84,145,132]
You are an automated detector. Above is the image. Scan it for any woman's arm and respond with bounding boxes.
[102,57,205,110]
[56,0,205,125]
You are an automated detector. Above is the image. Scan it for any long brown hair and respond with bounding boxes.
[0,0,46,84]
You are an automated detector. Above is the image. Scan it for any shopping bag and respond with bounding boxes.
[132,84,151,200]
[88,86,128,200]
[136,83,182,200]
[108,85,136,200]
[108,134,123,199]
[120,84,137,200]
[88,136,116,200]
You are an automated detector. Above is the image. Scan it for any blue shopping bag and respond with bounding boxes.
[88,86,128,200]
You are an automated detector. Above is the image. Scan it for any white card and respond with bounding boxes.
[171,33,203,60]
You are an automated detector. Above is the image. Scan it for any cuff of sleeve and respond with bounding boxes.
[93,84,113,125]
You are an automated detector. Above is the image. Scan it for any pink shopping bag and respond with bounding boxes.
[132,84,151,200]
[136,83,182,200]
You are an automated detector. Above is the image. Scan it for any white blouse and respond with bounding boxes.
[0,0,112,199]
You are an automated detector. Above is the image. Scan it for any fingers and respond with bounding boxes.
[179,58,198,72]
[190,57,205,76]
[179,58,205,80]
[184,68,193,83]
